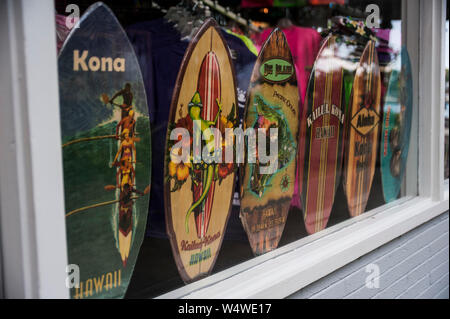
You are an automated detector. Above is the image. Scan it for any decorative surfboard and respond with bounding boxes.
[164,18,238,283]
[58,2,151,298]
[296,35,359,221]
[380,47,413,203]
[240,29,299,255]
[342,40,381,217]
[298,35,345,234]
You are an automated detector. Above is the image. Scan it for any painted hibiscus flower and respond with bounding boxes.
[218,163,234,180]
[176,115,194,134]
[169,146,191,182]
[168,159,191,182]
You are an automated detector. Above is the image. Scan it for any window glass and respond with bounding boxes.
[54,0,417,298]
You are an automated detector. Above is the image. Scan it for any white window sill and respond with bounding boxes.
[159,185,449,299]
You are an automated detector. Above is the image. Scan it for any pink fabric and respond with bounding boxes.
[55,14,71,53]
[373,28,390,42]
[373,28,394,55]
[258,26,322,209]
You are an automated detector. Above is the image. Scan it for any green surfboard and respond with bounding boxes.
[58,2,151,298]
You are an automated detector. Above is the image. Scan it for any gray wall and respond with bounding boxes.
[289,212,449,299]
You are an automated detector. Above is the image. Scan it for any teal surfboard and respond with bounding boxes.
[380,47,412,203]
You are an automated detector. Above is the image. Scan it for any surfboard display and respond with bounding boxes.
[240,29,299,255]
[342,40,381,217]
[298,35,345,234]
[380,47,413,203]
[58,2,151,298]
[164,18,238,283]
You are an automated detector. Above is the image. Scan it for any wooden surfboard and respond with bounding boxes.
[240,29,299,255]
[342,40,381,217]
[164,18,238,283]
[380,47,413,203]
[298,35,345,234]
[297,35,359,221]
[58,2,151,298]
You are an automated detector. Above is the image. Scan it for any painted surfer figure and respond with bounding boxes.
[110,83,134,119]
[114,128,136,164]
[114,159,135,191]
[116,109,136,139]
[106,83,144,266]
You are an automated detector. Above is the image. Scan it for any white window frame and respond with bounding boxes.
[0,0,68,298]
[0,0,447,299]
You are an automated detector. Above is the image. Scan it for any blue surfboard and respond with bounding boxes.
[58,2,151,298]
[380,47,412,203]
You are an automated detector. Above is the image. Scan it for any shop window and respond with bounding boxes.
[54,0,419,298]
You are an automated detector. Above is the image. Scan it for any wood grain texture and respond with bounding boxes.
[164,18,237,283]
[240,29,299,255]
[298,35,345,234]
[343,40,381,217]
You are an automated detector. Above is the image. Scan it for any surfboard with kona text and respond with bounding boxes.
[298,35,346,234]
[342,40,381,217]
[380,47,413,203]
[240,29,299,255]
[164,18,238,283]
[58,2,151,298]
